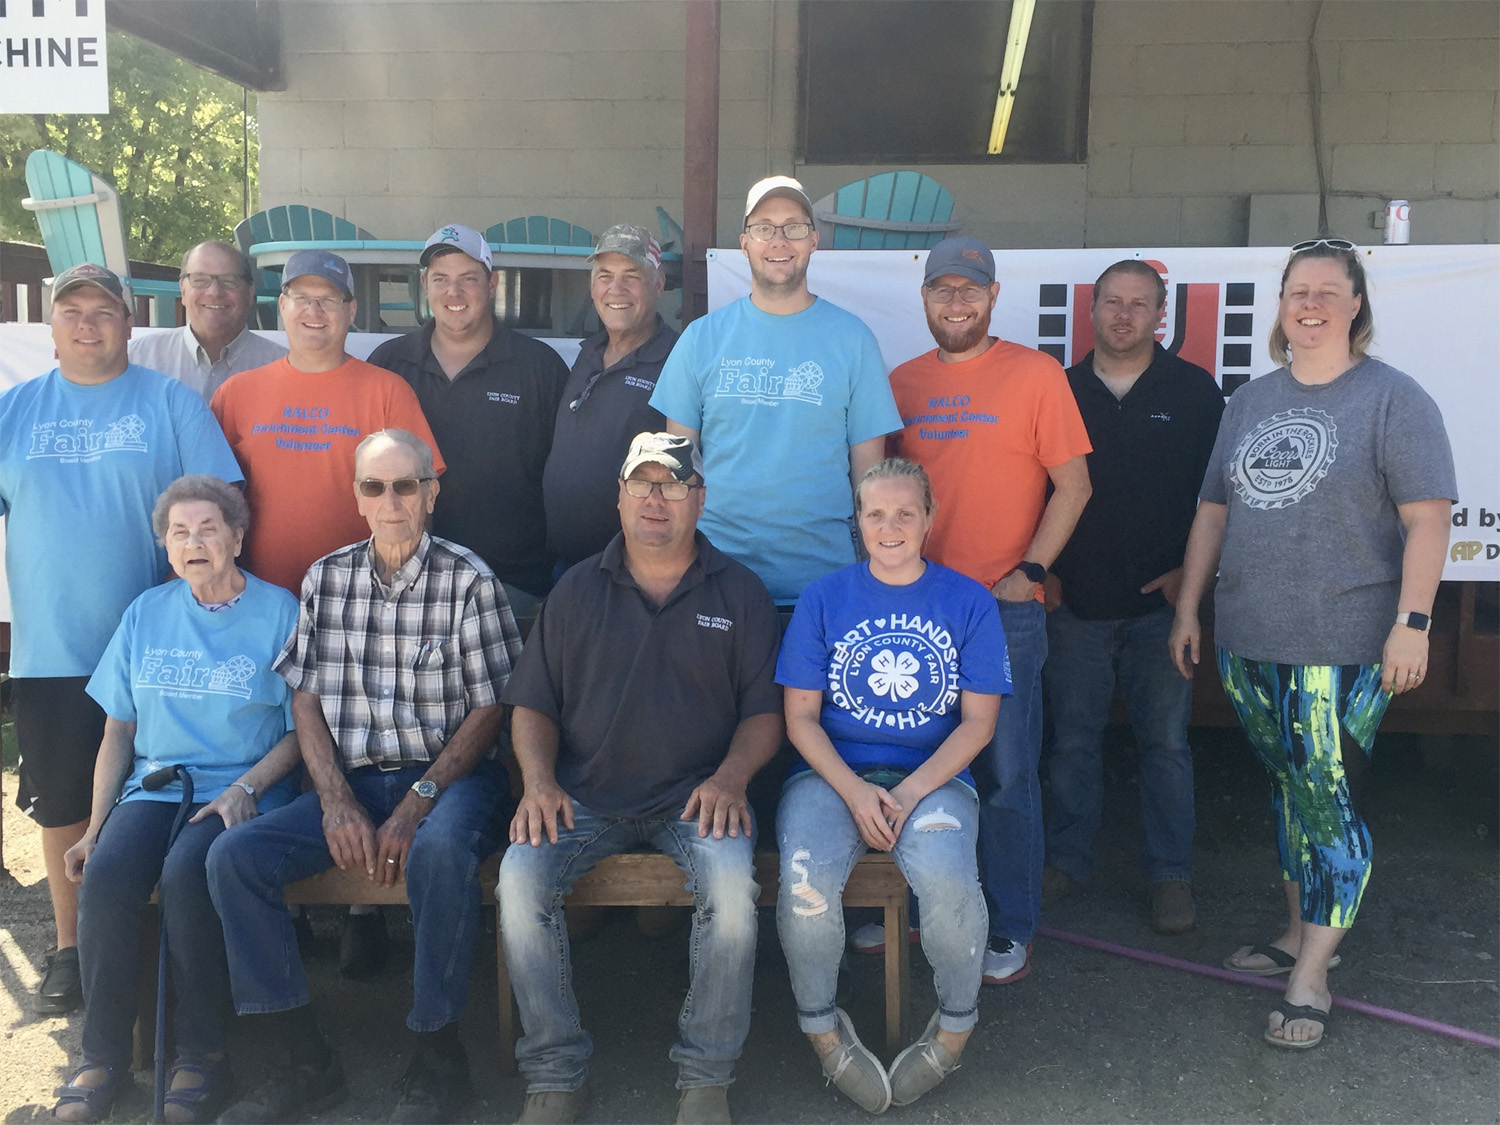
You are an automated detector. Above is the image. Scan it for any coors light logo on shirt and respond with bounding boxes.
[1230,408,1339,510]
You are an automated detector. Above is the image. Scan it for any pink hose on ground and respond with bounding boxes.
[1036,925,1500,1051]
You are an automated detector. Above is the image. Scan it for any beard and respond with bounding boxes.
[748,254,810,298]
[925,305,991,355]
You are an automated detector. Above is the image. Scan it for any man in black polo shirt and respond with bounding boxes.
[368,223,568,615]
[543,223,678,568]
[1043,260,1224,934]
[499,432,782,1125]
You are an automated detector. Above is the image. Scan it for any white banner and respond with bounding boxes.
[708,245,1500,582]
[0,0,108,114]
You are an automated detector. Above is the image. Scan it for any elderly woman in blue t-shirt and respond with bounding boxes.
[52,476,302,1124]
[774,458,1010,1114]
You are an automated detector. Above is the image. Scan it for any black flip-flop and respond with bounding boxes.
[1224,943,1342,976]
[1264,1001,1330,1049]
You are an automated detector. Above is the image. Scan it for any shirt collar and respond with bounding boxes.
[597,529,723,597]
[187,325,252,367]
[414,316,514,380]
[577,315,676,375]
[364,532,433,596]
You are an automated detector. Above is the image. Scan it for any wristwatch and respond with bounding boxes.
[1395,611,1431,632]
[1017,560,1047,585]
[411,779,440,800]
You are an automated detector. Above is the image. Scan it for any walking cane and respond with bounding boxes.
[140,763,195,1125]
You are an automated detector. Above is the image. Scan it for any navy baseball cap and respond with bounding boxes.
[281,250,355,298]
[924,237,995,286]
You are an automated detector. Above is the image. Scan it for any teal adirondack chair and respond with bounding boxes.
[811,171,960,250]
[484,217,595,248]
[22,150,183,325]
[234,206,373,328]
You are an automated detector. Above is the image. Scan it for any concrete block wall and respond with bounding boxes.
[256,0,1498,251]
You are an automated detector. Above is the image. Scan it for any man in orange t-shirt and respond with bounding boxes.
[212,250,445,595]
[887,237,1091,987]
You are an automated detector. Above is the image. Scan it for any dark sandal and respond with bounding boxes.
[52,1063,126,1122]
[1224,943,1342,976]
[1264,1001,1331,1050]
[163,1056,235,1125]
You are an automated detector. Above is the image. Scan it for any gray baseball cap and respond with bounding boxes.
[420,223,493,271]
[52,262,133,314]
[281,250,355,298]
[589,224,662,274]
[620,432,704,483]
[924,237,995,286]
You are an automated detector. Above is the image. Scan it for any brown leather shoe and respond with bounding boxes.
[1151,881,1196,934]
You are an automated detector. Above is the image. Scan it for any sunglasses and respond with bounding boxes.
[1291,238,1357,253]
[357,477,433,498]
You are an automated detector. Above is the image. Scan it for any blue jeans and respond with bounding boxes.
[77,799,229,1068]
[1043,602,1195,884]
[496,800,759,1091]
[776,773,985,1035]
[206,761,505,1031]
[974,597,1047,947]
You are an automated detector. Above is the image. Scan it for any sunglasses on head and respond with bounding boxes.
[1291,238,1357,253]
[357,477,432,498]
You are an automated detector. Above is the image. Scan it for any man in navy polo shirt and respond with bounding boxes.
[499,432,782,1125]
[368,223,569,616]
[1043,260,1224,934]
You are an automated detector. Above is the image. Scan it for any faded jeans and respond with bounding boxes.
[206,760,506,1031]
[1043,602,1195,884]
[496,800,760,1092]
[776,772,986,1035]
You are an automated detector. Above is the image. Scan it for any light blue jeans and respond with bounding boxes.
[776,772,986,1035]
[496,800,760,1092]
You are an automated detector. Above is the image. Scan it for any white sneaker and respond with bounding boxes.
[849,922,921,955]
[981,939,1032,984]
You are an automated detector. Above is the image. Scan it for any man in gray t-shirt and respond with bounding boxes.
[1200,357,1457,666]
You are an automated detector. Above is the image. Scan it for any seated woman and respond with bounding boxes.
[52,475,303,1124]
[774,458,1010,1113]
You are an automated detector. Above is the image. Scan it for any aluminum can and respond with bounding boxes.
[1384,200,1411,245]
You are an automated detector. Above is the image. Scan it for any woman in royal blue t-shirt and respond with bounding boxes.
[774,458,1011,1113]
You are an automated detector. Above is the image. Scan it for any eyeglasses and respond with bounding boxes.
[924,283,989,305]
[744,221,813,242]
[1291,238,1357,253]
[621,478,701,501]
[284,293,350,311]
[357,477,433,498]
[181,272,249,290]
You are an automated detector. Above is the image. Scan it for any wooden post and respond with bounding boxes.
[682,0,720,325]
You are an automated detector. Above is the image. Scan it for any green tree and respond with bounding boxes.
[0,30,256,267]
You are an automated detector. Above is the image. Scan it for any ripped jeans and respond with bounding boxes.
[775,771,987,1035]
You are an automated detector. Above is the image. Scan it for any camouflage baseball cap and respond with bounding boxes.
[589,224,662,274]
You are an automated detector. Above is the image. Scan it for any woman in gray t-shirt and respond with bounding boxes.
[1168,240,1456,1052]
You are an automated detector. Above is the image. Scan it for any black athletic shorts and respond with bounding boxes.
[13,676,106,828]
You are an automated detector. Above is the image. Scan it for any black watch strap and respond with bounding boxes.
[1396,611,1431,632]
[1018,560,1047,584]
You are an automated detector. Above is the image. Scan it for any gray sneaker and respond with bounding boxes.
[818,1007,892,1114]
[676,1084,731,1124]
[516,1083,589,1125]
[888,1012,960,1106]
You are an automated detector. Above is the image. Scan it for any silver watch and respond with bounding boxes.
[411,779,440,800]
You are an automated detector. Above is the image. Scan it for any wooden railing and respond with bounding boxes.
[0,240,182,324]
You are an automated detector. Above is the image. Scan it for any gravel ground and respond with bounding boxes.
[2,727,1496,1123]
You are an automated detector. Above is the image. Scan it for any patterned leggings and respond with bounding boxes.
[1216,649,1392,928]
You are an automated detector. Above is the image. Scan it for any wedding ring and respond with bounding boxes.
[386,858,397,864]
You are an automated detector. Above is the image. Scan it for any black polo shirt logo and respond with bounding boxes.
[696,613,732,632]
[486,391,521,405]
[624,375,656,392]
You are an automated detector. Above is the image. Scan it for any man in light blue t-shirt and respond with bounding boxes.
[0,263,241,1015]
[650,175,901,604]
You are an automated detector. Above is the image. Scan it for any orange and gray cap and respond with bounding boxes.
[52,262,133,314]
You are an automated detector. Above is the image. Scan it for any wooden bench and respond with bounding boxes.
[141,851,910,1071]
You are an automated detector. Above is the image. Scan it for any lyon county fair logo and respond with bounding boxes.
[1231,408,1338,510]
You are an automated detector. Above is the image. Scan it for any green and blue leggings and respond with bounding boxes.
[1216,649,1392,929]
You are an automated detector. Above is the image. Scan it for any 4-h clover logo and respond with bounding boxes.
[868,649,920,702]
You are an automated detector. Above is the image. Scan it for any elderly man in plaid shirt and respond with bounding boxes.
[207,428,521,1125]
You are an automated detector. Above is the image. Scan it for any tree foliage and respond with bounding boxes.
[0,31,256,266]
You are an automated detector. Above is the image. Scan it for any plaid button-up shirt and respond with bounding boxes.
[275,533,522,770]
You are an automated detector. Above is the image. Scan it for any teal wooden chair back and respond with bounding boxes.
[23,149,182,323]
[655,207,685,253]
[234,206,373,326]
[485,217,594,247]
[812,171,960,250]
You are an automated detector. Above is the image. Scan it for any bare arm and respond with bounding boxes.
[682,710,784,839]
[64,718,137,880]
[292,688,376,876]
[508,705,574,846]
[188,728,303,830]
[1382,498,1453,695]
[785,686,899,851]
[992,454,1093,602]
[1168,500,1227,678]
[849,435,886,492]
[888,690,999,840]
[370,702,505,884]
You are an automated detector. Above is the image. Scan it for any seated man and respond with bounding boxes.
[207,429,522,1124]
[498,433,783,1125]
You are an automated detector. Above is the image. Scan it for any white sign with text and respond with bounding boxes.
[0,0,107,114]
